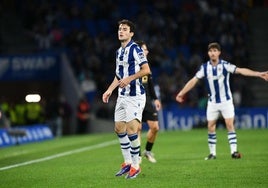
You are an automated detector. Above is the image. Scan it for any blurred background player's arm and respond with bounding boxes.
[147,74,161,110]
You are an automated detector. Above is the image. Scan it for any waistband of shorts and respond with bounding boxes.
[208,99,233,105]
[119,93,145,97]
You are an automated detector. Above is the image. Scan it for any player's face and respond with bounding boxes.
[141,44,149,57]
[118,24,133,42]
[208,48,221,61]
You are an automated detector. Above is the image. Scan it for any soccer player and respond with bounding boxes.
[136,40,161,163]
[102,19,150,179]
[175,42,268,160]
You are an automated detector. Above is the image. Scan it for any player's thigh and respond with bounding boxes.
[207,102,220,121]
[125,95,146,122]
[220,101,234,119]
[114,97,126,122]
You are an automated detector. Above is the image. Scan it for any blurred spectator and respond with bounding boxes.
[80,71,97,103]
[58,96,72,135]
[45,96,72,136]
[32,22,54,50]
[76,97,91,134]
[25,102,44,125]
[233,88,242,108]
[14,101,26,125]
[0,106,10,128]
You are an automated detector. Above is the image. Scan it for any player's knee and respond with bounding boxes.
[114,127,120,133]
[114,126,125,134]
[151,124,159,133]
[207,124,216,132]
[138,124,142,132]
[226,124,235,131]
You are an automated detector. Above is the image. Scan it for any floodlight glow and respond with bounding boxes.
[25,94,41,103]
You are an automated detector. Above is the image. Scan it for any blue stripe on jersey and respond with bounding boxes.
[119,48,125,61]
[203,64,212,101]
[128,46,136,96]
[117,49,124,79]
[212,65,220,103]
[222,64,230,101]
[119,65,123,79]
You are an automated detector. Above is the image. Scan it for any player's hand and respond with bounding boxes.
[176,93,184,103]
[260,71,268,81]
[154,99,162,111]
[102,91,112,103]
[118,77,131,88]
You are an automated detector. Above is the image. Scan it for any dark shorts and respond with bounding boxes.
[142,100,158,122]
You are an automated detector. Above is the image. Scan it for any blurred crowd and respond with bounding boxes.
[0,96,73,135]
[3,0,261,120]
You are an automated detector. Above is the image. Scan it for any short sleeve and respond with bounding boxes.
[195,65,205,79]
[223,62,237,73]
[133,45,147,66]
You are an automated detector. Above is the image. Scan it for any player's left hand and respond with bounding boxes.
[118,77,131,88]
[102,91,112,103]
[176,93,185,103]
[260,71,268,81]
[154,99,162,111]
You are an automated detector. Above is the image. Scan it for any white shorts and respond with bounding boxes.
[114,94,146,122]
[207,100,235,121]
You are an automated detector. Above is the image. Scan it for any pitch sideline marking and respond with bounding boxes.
[0,139,118,171]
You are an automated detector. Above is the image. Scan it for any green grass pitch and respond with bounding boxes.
[1,128,268,188]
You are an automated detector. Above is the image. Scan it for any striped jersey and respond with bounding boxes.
[195,59,237,103]
[115,40,148,96]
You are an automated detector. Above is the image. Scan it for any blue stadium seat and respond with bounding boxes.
[84,20,97,37]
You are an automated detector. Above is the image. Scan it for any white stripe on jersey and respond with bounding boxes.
[195,59,236,103]
[115,40,148,96]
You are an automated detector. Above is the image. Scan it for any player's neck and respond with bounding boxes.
[210,59,219,66]
[121,38,131,48]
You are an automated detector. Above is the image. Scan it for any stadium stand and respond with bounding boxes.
[0,0,267,124]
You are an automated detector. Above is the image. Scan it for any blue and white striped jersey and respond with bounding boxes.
[195,59,237,103]
[115,40,148,96]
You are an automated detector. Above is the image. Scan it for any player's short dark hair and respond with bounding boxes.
[208,42,221,51]
[118,19,136,33]
[135,40,146,47]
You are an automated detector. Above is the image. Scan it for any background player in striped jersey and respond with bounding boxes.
[176,42,268,160]
[102,19,150,179]
[136,40,161,163]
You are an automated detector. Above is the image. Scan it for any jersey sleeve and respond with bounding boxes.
[195,65,205,79]
[133,45,148,66]
[224,62,237,74]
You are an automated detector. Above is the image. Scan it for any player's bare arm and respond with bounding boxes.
[235,68,268,81]
[102,76,119,103]
[176,77,199,103]
[118,63,150,88]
